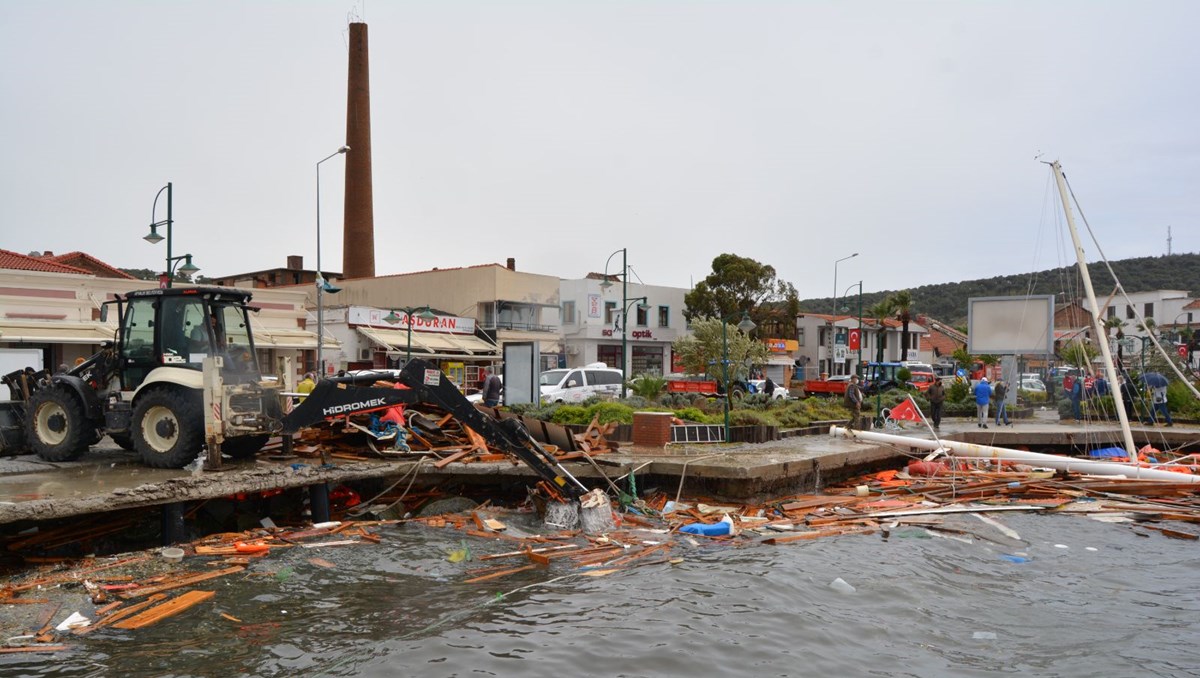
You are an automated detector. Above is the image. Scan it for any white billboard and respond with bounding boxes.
[967,295,1056,355]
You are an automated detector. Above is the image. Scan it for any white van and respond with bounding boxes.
[540,363,624,403]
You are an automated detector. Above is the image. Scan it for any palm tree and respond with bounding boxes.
[867,299,895,364]
[1104,316,1126,362]
[890,290,914,362]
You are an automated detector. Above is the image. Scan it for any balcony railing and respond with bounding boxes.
[482,320,558,333]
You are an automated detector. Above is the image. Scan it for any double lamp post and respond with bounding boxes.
[601,248,649,399]
[144,182,200,287]
[828,252,858,377]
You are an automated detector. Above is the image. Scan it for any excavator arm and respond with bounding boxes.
[283,359,587,500]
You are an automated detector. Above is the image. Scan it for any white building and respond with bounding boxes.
[1103,290,1194,336]
[795,313,925,379]
[559,274,689,376]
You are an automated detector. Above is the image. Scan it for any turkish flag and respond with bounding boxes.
[1179,344,1189,359]
[888,397,923,422]
[848,328,861,351]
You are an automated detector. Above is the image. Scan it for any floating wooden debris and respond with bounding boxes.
[112,590,216,630]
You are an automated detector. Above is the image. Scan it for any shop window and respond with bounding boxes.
[631,346,663,375]
[562,301,576,325]
[658,306,669,327]
[597,344,622,369]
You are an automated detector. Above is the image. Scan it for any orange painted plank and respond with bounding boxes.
[112,590,216,629]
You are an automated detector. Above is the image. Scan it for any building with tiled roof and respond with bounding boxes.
[916,314,967,361]
[0,248,92,275]
[40,251,136,280]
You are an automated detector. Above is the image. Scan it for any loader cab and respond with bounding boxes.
[118,288,261,391]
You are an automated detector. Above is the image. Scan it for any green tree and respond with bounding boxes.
[671,317,769,383]
[1060,340,1097,367]
[867,299,895,364]
[683,254,800,337]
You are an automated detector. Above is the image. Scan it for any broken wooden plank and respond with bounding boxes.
[432,450,471,469]
[81,594,168,633]
[119,567,244,600]
[463,564,536,584]
[762,526,876,545]
[112,590,216,630]
[0,646,70,654]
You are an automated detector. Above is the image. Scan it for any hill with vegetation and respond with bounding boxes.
[797,252,1200,328]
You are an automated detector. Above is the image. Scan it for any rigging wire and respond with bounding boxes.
[1061,171,1200,401]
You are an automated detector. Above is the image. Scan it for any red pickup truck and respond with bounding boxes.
[802,375,851,396]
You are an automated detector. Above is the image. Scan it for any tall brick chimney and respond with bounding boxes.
[342,22,375,279]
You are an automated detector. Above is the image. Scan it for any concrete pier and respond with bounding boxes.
[0,416,1194,529]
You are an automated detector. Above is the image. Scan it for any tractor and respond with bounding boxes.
[8,286,284,468]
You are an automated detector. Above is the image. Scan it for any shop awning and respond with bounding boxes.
[357,327,499,359]
[0,321,116,344]
[253,327,332,350]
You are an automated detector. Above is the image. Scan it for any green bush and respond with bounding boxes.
[947,380,970,403]
[728,409,778,426]
[586,402,637,425]
[627,374,667,401]
[896,367,912,382]
[672,407,715,424]
[550,405,592,425]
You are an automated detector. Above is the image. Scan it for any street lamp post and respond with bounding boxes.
[316,146,350,378]
[829,253,858,376]
[841,281,864,376]
[384,306,437,362]
[144,182,200,288]
[721,311,757,443]
[600,248,633,398]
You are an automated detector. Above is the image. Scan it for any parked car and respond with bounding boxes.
[1019,377,1047,392]
[540,363,624,403]
[906,370,937,392]
[748,379,788,400]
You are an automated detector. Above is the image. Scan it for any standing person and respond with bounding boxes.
[1070,376,1083,421]
[1149,383,1173,426]
[764,376,778,398]
[1045,375,1056,404]
[1118,373,1138,423]
[844,374,865,430]
[296,372,316,403]
[973,377,992,428]
[927,379,946,430]
[993,379,1011,426]
[481,369,503,408]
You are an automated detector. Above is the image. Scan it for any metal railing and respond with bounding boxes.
[481,320,558,332]
[670,424,726,443]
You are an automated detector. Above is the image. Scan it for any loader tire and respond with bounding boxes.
[221,434,269,460]
[133,388,204,469]
[26,385,89,462]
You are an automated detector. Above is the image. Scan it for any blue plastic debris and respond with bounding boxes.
[1000,554,1029,564]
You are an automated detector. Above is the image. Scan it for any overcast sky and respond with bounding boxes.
[2,1,1197,300]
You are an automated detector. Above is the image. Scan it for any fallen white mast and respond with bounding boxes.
[829,426,1200,484]
[1050,160,1139,459]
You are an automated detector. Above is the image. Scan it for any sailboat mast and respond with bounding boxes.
[1049,161,1139,461]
